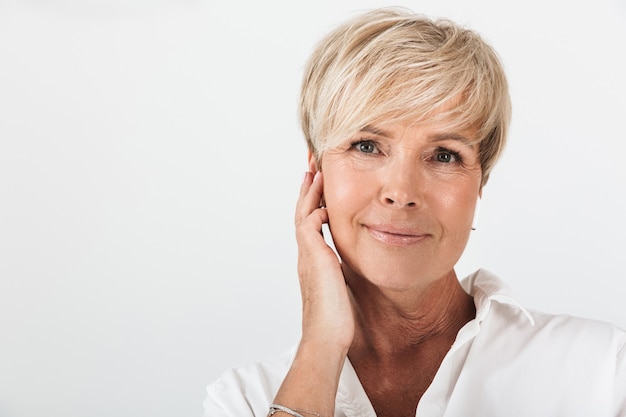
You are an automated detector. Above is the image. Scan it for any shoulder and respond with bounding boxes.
[487,302,626,359]
[529,307,626,341]
[464,268,626,351]
[464,268,626,380]
[203,347,296,417]
[458,269,626,414]
[468,268,626,360]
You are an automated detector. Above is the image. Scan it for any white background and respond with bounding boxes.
[0,0,625,416]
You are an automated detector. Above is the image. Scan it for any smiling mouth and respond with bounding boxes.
[365,225,429,246]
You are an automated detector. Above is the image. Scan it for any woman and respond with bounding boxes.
[204,8,626,417]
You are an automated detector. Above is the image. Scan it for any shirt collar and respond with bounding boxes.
[461,268,535,326]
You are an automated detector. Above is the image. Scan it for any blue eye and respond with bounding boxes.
[353,140,378,154]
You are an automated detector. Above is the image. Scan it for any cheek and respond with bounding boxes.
[323,162,368,206]
[441,191,472,213]
[324,178,358,219]
[323,167,375,227]
[429,180,480,228]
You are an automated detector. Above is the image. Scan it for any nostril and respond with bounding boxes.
[384,197,416,207]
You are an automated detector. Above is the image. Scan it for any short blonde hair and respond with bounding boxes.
[300,7,511,185]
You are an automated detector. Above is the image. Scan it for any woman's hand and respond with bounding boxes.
[295,171,355,352]
[271,172,355,417]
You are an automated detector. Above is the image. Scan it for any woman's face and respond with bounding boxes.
[314,118,482,292]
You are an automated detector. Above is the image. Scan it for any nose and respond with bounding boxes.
[379,159,423,208]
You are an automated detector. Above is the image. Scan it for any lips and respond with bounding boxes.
[365,224,429,246]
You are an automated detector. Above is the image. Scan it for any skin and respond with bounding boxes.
[274,118,482,417]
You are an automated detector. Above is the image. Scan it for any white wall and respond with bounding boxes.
[0,0,624,416]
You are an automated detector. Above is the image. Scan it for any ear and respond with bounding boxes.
[307,150,319,174]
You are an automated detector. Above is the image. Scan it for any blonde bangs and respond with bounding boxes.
[300,8,511,183]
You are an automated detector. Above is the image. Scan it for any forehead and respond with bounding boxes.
[361,101,482,140]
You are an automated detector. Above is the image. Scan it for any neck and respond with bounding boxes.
[346,269,475,359]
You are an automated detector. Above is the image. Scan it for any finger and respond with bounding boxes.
[298,171,314,199]
[295,171,313,225]
[296,206,329,242]
[295,171,324,225]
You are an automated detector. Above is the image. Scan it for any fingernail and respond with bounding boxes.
[313,171,321,182]
[302,171,310,182]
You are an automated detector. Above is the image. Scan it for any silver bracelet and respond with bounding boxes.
[268,403,322,417]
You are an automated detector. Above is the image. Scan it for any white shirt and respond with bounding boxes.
[203,269,626,417]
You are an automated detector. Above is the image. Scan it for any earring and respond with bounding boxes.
[471,197,481,231]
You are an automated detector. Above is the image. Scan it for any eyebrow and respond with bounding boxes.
[360,125,392,137]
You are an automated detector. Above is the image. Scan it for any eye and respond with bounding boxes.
[434,148,461,163]
[352,140,380,154]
